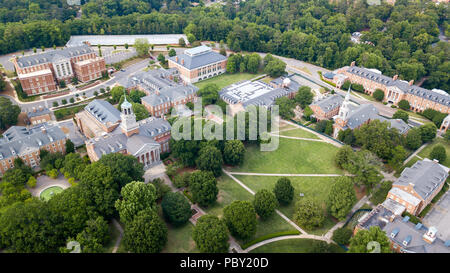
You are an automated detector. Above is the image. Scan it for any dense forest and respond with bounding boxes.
[0,0,448,90]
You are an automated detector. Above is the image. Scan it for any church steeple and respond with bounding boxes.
[339,85,351,121]
[120,91,139,137]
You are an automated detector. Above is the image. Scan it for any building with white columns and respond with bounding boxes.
[81,97,171,169]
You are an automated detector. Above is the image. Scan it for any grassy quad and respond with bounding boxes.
[40,186,64,201]
[249,238,344,253]
[234,175,338,235]
[163,223,199,253]
[278,128,320,139]
[417,138,450,168]
[203,175,296,245]
[194,73,263,90]
[231,138,343,174]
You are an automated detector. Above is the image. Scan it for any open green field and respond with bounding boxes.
[418,138,450,168]
[204,175,295,245]
[278,128,320,139]
[231,138,343,174]
[194,73,262,90]
[234,175,338,235]
[249,238,345,253]
[163,223,199,253]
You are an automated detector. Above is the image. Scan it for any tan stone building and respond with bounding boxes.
[168,45,227,83]
[27,106,52,125]
[13,45,106,95]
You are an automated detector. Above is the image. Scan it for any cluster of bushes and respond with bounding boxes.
[421,108,447,127]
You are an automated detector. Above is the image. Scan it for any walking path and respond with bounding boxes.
[222,167,373,253]
[403,143,429,165]
[281,119,343,148]
[268,132,328,143]
[111,219,124,253]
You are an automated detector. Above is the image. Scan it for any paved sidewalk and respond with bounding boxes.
[227,172,345,177]
[112,219,124,253]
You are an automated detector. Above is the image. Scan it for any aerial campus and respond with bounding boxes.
[0,0,449,258]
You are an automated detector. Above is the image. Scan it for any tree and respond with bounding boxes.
[196,145,223,177]
[398,100,410,111]
[295,86,314,108]
[131,102,149,121]
[76,217,109,253]
[223,201,257,239]
[134,38,150,57]
[115,181,157,224]
[168,48,176,57]
[430,145,446,163]
[335,145,354,169]
[0,97,21,129]
[123,209,167,253]
[327,176,356,220]
[373,89,385,101]
[223,140,245,166]
[275,96,295,119]
[419,123,437,143]
[189,171,218,207]
[110,86,126,103]
[98,153,144,189]
[179,38,186,47]
[388,145,407,170]
[273,177,294,205]
[62,153,86,179]
[129,89,146,103]
[349,226,391,253]
[405,127,422,150]
[79,162,119,218]
[192,215,229,253]
[246,53,261,73]
[157,53,165,64]
[161,192,192,226]
[293,199,325,229]
[264,58,286,77]
[65,139,75,154]
[253,189,278,220]
[393,110,409,123]
[59,80,66,88]
[332,227,353,245]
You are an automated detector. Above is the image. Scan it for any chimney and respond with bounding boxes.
[423,227,437,244]
[41,127,46,134]
[38,105,43,112]
[409,80,414,86]
[175,56,178,63]
[350,61,355,67]
[181,59,184,65]
[32,107,36,113]
[393,75,398,81]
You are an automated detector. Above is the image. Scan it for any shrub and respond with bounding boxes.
[223,201,257,239]
[273,178,294,205]
[26,176,37,188]
[398,100,410,110]
[373,89,384,101]
[47,169,59,179]
[253,189,278,220]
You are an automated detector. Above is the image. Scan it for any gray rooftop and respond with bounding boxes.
[88,116,171,159]
[17,45,93,68]
[168,46,227,70]
[85,99,121,126]
[311,94,344,114]
[395,158,449,200]
[0,123,66,160]
[345,104,380,129]
[346,66,450,106]
[358,204,450,253]
[27,107,51,118]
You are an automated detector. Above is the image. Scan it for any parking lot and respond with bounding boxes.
[423,191,450,242]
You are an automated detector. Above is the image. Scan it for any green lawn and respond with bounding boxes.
[249,238,345,253]
[234,175,338,235]
[204,175,295,245]
[417,138,450,168]
[163,223,199,253]
[194,73,263,90]
[40,186,64,201]
[278,128,320,139]
[232,138,343,174]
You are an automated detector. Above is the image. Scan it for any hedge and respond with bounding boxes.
[241,230,300,249]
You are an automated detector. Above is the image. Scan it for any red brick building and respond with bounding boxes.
[333,63,450,114]
[13,45,106,95]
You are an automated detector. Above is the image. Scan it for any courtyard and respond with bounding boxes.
[28,174,71,201]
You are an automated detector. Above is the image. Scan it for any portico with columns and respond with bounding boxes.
[134,143,161,169]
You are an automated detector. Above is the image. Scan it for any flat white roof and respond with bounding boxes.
[222,81,274,103]
[66,34,188,46]
[389,187,421,206]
